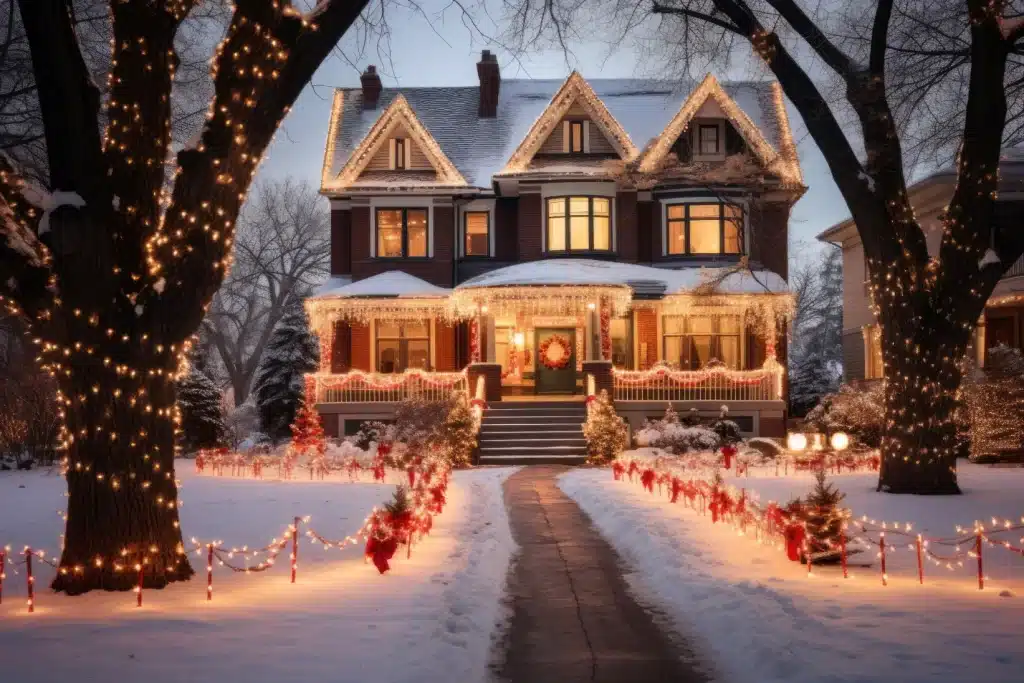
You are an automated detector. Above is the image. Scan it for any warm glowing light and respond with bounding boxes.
[787,433,807,452]
[830,432,850,451]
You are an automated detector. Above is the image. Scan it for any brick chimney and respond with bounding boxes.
[360,65,382,109]
[477,50,500,118]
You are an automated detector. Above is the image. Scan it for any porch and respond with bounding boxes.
[304,260,791,438]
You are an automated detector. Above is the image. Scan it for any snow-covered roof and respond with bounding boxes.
[455,258,787,295]
[322,76,796,191]
[310,271,450,300]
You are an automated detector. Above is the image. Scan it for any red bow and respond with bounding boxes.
[670,477,684,503]
[641,468,656,492]
[721,444,736,470]
[612,462,625,480]
[365,536,399,574]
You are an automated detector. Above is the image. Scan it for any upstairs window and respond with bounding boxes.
[376,208,427,258]
[697,124,721,155]
[390,138,407,170]
[569,121,584,153]
[663,316,740,370]
[464,211,490,257]
[665,202,743,256]
[547,196,611,252]
[376,322,430,373]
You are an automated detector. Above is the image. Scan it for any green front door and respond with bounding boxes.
[535,328,576,394]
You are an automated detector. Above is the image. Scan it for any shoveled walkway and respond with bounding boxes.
[499,466,707,683]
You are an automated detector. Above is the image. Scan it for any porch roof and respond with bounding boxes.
[454,258,788,295]
[306,271,454,327]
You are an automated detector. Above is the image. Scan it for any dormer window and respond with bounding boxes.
[394,138,406,169]
[697,124,721,156]
[561,120,589,154]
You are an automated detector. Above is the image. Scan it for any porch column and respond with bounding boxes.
[484,313,497,363]
[975,315,986,367]
[585,304,599,361]
[599,297,611,361]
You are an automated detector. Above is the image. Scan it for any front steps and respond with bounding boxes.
[478,401,588,465]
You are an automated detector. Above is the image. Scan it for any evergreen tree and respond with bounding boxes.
[789,247,843,416]
[800,470,850,563]
[583,390,629,463]
[252,304,319,442]
[435,393,476,467]
[176,349,227,453]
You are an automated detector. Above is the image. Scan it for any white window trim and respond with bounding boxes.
[659,196,750,257]
[369,197,434,258]
[542,193,617,253]
[458,199,496,258]
[693,120,727,161]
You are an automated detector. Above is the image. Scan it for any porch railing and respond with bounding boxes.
[309,370,468,404]
[612,362,783,402]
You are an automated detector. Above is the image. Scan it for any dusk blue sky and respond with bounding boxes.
[259,6,850,261]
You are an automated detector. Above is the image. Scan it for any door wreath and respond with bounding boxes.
[538,334,571,370]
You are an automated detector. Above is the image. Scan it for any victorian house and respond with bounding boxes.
[306,52,804,457]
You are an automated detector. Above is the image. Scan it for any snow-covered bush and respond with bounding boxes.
[634,403,723,454]
[746,437,783,459]
[804,383,885,448]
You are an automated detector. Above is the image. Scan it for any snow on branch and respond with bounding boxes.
[0,155,54,319]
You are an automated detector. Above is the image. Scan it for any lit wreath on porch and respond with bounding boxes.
[538,334,572,370]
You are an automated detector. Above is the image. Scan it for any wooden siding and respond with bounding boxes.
[494,197,519,260]
[537,116,618,155]
[364,124,433,171]
[748,201,790,279]
[842,330,865,381]
[332,321,351,372]
[350,204,454,287]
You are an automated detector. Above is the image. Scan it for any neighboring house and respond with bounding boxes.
[818,145,1024,382]
[307,52,805,446]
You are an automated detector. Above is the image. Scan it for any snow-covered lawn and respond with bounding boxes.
[560,462,1024,683]
[0,464,517,683]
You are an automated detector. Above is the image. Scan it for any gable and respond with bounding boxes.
[636,74,797,183]
[332,94,466,188]
[500,72,639,174]
[362,123,435,173]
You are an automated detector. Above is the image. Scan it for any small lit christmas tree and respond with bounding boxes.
[436,393,476,467]
[662,403,680,425]
[290,400,326,476]
[583,390,628,463]
[963,345,1024,460]
[800,470,849,563]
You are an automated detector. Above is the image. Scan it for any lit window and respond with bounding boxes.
[376,322,430,373]
[665,202,743,256]
[663,316,740,369]
[375,208,428,258]
[546,196,611,253]
[610,317,631,368]
[464,212,490,257]
[698,124,720,155]
[394,138,406,169]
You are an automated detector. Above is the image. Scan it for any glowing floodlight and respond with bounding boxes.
[787,433,807,452]
[830,432,850,452]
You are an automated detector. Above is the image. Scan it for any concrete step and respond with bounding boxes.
[479,445,588,456]
[479,436,586,446]
[479,454,588,464]
[480,423,583,433]
[487,407,586,416]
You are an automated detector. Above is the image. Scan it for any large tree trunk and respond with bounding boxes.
[877,311,969,495]
[52,365,193,594]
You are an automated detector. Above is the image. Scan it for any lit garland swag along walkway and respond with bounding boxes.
[499,466,706,682]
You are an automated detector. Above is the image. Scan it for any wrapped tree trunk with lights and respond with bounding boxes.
[0,0,368,594]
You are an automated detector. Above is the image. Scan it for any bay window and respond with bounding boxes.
[376,208,428,258]
[663,316,740,369]
[665,202,743,256]
[546,196,611,253]
[376,322,430,373]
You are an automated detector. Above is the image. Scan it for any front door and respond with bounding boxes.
[535,328,576,394]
